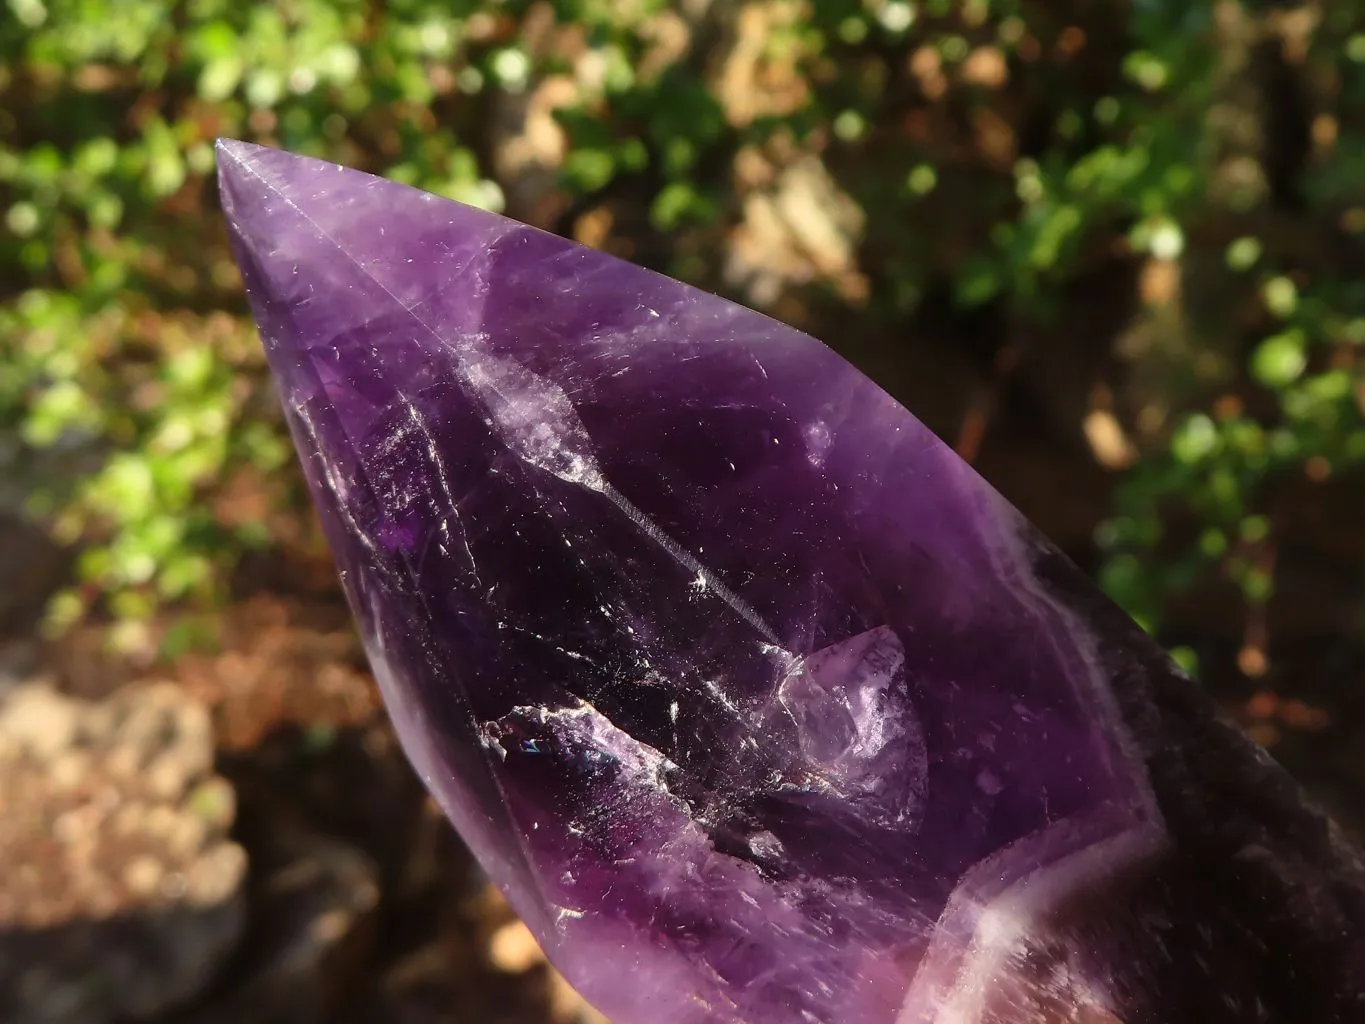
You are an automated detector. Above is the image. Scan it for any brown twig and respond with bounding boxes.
[954,335,1025,464]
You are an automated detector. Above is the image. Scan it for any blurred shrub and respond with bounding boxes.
[2,0,1364,664]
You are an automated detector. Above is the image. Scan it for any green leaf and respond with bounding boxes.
[1262,276,1298,318]
[199,56,244,101]
[1225,236,1262,271]
[1171,413,1219,464]
[650,182,715,231]
[191,20,239,61]
[1251,330,1307,389]
[955,261,1002,306]
[905,164,937,196]
[563,148,616,193]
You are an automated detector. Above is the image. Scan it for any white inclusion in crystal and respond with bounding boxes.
[604,484,781,644]
[705,680,741,717]
[747,830,785,861]
[759,642,799,675]
[513,698,682,792]
[804,420,833,467]
[463,351,607,491]
[481,731,508,759]
[453,339,785,647]
[773,625,928,826]
[401,396,480,580]
[290,404,390,567]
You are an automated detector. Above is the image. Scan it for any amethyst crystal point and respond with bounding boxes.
[218,139,1365,1023]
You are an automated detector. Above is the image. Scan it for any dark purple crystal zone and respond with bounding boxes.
[220,143,1365,1024]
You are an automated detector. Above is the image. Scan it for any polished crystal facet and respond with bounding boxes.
[218,140,1365,1024]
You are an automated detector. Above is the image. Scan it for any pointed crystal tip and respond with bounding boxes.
[214,136,257,164]
[221,143,1365,1024]
[215,137,279,215]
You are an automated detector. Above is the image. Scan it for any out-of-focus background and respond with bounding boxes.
[1,0,1364,1020]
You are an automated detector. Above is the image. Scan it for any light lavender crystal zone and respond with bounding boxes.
[218,140,1365,1023]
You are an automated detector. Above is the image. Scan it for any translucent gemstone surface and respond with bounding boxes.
[218,140,1365,1024]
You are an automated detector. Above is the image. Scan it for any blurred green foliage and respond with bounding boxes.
[2,0,1364,665]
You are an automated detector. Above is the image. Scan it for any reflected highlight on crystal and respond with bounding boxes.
[218,140,1365,1024]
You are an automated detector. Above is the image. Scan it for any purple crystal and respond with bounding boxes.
[218,140,1365,1023]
